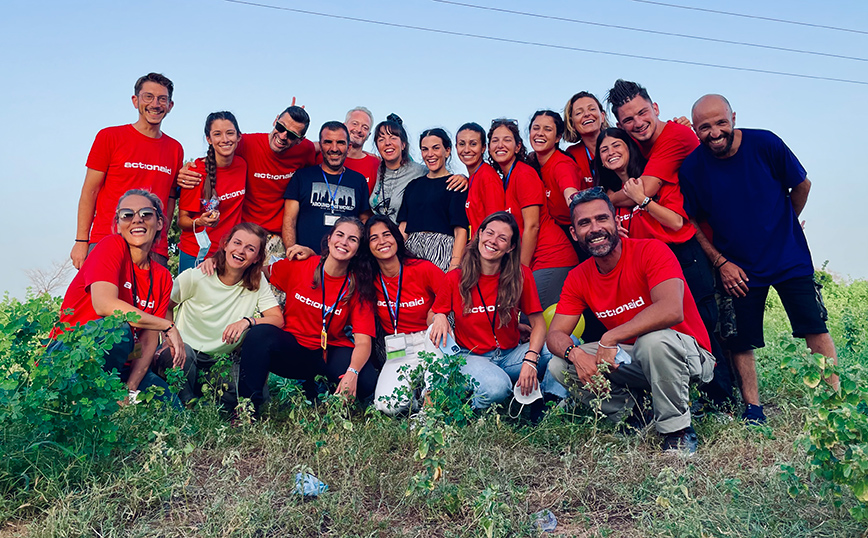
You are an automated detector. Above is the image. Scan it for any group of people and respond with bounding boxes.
[53,72,838,454]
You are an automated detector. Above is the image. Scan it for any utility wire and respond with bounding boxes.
[631,0,868,36]
[223,0,868,86]
[433,0,867,62]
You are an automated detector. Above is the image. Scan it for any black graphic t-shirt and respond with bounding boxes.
[284,165,370,250]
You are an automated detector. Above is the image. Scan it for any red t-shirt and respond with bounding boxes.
[504,161,578,271]
[565,142,596,189]
[432,266,541,354]
[54,234,172,337]
[629,121,699,245]
[375,259,444,334]
[85,124,183,258]
[178,156,247,257]
[465,162,505,236]
[269,256,376,350]
[540,151,582,226]
[237,133,317,234]
[556,238,711,351]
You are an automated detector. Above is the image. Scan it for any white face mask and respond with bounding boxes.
[194,229,211,266]
[508,380,542,419]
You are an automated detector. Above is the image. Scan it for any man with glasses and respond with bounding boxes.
[547,189,714,454]
[70,72,184,269]
[177,105,316,261]
[282,121,370,252]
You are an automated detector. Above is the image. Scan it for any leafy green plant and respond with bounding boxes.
[780,336,868,520]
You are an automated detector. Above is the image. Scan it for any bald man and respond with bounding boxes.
[678,94,837,424]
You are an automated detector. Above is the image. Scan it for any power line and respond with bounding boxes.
[631,0,868,36]
[223,0,868,86]
[433,0,867,62]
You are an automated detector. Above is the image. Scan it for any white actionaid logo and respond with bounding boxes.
[595,296,646,319]
[125,161,173,175]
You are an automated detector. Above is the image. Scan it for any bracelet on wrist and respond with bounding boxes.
[525,349,540,358]
[597,342,618,350]
[563,344,577,360]
[716,259,730,270]
[163,322,175,334]
[524,361,538,372]
[346,367,360,376]
[522,357,539,365]
[244,317,253,329]
[74,239,89,243]
[639,196,652,209]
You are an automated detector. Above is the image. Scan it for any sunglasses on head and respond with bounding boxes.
[491,118,518,127]
[117,207,157,222]
[274,121,302,141]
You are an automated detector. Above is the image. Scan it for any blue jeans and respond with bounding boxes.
[48,322,181,409]
[461,343,568,409]
[178,251,198,273]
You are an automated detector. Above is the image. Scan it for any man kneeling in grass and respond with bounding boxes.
[546,189,714,454]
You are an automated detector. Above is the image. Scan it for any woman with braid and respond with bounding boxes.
[178,111,247,271]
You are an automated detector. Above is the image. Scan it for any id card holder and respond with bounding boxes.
[324,213,339,227]
[320,329,328,350]
[385,333,407,360]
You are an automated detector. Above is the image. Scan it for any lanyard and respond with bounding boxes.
[321,266,350,340]
[378,263,404,335]
[584,144,596,182]
[467,163,482,190]
[322,168,345,212]
[502,160,517,190]
[476,282,500,350]
[128,247,154,314]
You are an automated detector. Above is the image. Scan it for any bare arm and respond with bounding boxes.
[519,205,541,267]
[90,281,185,362]
[598,278,684,347]
[691,220,749,297]
[281,199,300,250]
[449,226,467,271]
[125,329,160,392]
[623,177,683,230]
[790,177,811,217]
[334,333,372,397]
[71,168,106,269]
[608,175,664,207]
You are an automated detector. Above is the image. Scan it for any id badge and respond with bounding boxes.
[385,333,407,360]
[323,213,339,227]
[194,229,211,264]
[320,329,328,350]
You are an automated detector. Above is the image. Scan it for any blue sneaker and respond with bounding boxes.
[662,426,698,455]
[741,404,766,424]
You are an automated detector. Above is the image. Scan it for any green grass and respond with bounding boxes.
[2,272,868,537]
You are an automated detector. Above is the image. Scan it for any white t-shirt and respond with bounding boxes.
[172,269,279,355]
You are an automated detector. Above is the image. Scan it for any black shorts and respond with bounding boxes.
[729,274,828,353]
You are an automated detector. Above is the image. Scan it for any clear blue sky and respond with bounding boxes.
[1,0,866,298]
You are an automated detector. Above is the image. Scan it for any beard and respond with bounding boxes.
[705,130,734,156]
[579,229,620,258]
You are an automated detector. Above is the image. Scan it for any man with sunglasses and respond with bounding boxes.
[70,73,184,270]
[547,189,714,454]
[177,105,316,260]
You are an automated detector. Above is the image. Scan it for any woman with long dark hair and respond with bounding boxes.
[162,222,283,405]
[363,215,445,414]
[237,217,377,413]
[528,110,584,236]
[563,91,609,189]
[52,189,184,407]
[429,212,566,409]
[487,119,578,309]
[456,122,504,236]
[177,111,247,271]
[397,128,469,271]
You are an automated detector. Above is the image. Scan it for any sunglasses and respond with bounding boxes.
[274,121,302,141]
[117,207,158,222]
[568,186,606,210]
[491,118,519,127]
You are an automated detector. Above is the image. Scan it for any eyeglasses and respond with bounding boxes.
[117,207,158,222]
[138,93,170,106]
[274,121,302,141]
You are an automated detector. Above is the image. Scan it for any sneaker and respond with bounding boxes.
[662,426,698,455]
[741,404,766,425]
